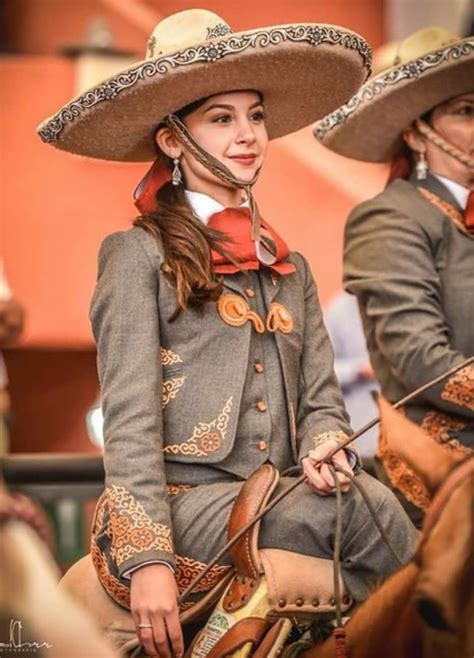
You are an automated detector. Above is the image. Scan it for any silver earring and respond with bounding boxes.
[416,152,428,180]
[172,158,182,186]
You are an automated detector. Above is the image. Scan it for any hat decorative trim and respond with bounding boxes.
[314,38,473,143]
[38,24,371,146]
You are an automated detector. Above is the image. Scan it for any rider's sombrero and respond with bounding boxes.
[37,8,372,162]
[313,26,474,162]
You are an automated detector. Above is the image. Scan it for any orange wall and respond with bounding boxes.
[1,0,386,453]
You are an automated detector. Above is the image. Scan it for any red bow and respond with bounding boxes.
[208,208,295,275]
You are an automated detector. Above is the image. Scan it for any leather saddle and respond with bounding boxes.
[60,465,352,657]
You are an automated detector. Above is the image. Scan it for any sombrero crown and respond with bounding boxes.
[313,26,474,162]
[37,8,372,162]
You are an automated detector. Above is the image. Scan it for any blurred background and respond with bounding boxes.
[1,0,472,566]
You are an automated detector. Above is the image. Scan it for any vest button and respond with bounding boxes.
[245,288,255,298]
[257,440,267,451]
[256,401,267,412]
[254,362,264,373]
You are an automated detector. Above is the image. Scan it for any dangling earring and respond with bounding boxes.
[172,158,182,186]
[416,152,428,180]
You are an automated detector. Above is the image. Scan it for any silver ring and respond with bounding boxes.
[138,623,153,629]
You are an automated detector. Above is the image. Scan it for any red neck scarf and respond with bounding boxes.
[208,208,295,275]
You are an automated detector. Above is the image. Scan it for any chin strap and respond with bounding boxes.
[415,119,474,170]
[164,114,262,241]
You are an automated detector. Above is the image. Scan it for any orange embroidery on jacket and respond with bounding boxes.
[162,376,186,407]
[441,365,474,411]
[160,347,183,366]
[175,555,232,594]
[266,302,294,334]
[163,397,233,457]
[91,540,131,609]
[217,294,264,333]
[378,410,470,510]
[166,484,192,496]
[107,485,174,566]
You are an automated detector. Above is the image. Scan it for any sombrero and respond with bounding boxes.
[313,26,474,162]
[37,8,372,162]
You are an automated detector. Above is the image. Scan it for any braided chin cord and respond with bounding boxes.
[415,119,474,169]
[164,114,262,241]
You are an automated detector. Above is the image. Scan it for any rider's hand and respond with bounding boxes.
[130,563,184,658]
[302,439,354,496]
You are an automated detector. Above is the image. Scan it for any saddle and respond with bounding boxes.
[60,465,352,657]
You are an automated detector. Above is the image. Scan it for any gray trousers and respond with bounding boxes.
[169,471,418,602]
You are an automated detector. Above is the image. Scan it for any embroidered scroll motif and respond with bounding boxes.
[266,302,294,334]
[378,410,470,510]
[163,397,233,457]
[175,555,232,594]
[206,23,232,40]
[441,365,474,411]
[166,484,192,496]
[107,485,174,566]
[162,376,186,407]
[161,347,183,366]
[417,188,474,238]
[161,348,185,407]
[91,540,131,609]
[217,294,264,333]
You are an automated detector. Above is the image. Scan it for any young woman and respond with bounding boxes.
[315,26,473,526]
[38,10,416,657]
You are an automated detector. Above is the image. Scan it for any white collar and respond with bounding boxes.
[184,190,249,224]
[431,172,470,211]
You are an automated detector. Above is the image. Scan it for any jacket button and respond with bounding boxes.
[245,288,255,298]
[312,599,320,607]
[278,598,286,607]
[295,598,304,607]
[254,362,264,373]
[256,401,267,412]
[257,440,267,451]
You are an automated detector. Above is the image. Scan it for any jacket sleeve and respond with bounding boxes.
[343,202,474,419]
[293,253,356,463]
[90,229,175,577]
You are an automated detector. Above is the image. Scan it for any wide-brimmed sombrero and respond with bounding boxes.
[313,26,474,162]
[37,8,372,162]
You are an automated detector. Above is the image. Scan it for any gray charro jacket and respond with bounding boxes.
[343,173,474,507]
[90,227,352,576]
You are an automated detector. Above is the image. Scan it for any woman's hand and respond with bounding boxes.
[130,563,184,658]
[302,438,354,496]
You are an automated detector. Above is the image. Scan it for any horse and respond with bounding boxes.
[298,398,474,658]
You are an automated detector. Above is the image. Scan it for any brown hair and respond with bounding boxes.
[134,167,233,318]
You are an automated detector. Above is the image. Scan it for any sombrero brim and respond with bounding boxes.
[37,23,371,162]
[313,37,474,162]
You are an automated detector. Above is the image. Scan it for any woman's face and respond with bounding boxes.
[157,91,268,202]
[406,92,474,187]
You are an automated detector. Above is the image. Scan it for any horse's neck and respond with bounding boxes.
[302,563,422,658]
